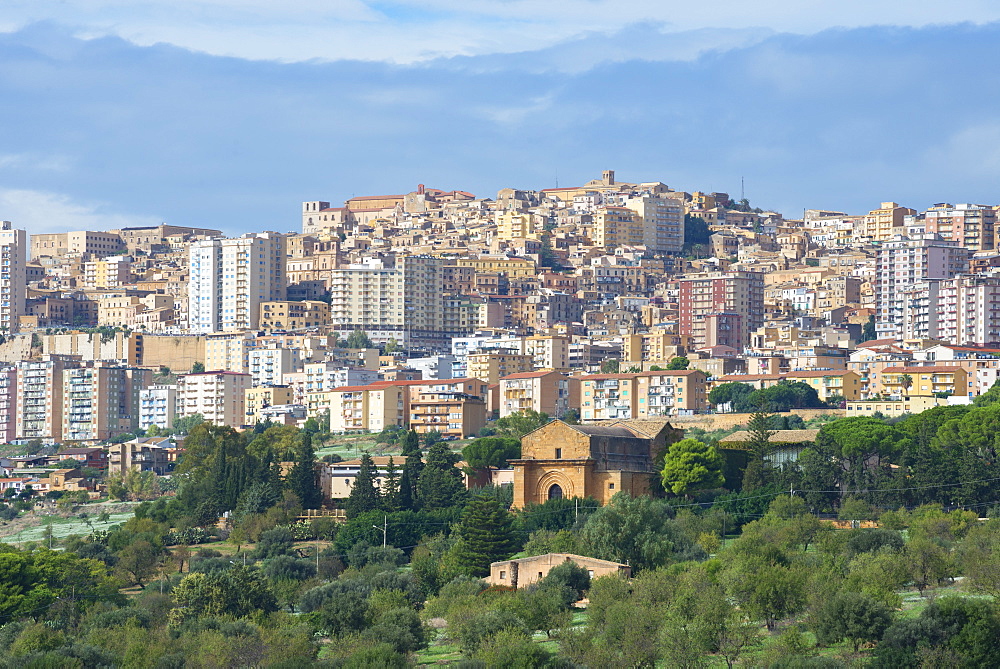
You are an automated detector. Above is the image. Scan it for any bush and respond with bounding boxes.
[455,609,529,654]
[253,527,294,559]
[846,529,904,556]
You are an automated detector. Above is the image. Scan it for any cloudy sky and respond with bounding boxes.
[2,3,1000,234]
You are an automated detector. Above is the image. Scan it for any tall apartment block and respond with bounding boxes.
[920,203,996,252]
[15,356,78,442]
[328,255,445,350]
[62,366,139,442]
[188,232,287,332]
[677,271,764,349]
[177,371,251,427]
[139,385,177,432]
[0,367,16,443]
[621,194,685,253]
[0,221,26,333]
[901,274,1000,346]
[875,235,969,340]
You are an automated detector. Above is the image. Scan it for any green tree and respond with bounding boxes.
[462,437,521,473]
[287,432,322,509]
[581,493,702,571]
[492,409,549,439]
[381,456,401,512]
[190,361,205,373]
[417,443,467,510]
[814,591,893,651]
[115,539,160,587]
[345,452,381,519]
[383,337,401,354]
[172,413,205,435]
[661,438,725,497]
[860,315,876,343]
[741,406,776,491]
[400,429,421,456]
[452,498,518,577]
[666,356,690,370]
[346,329,374,349]
[600,358,620,374]
[709,382,754,412]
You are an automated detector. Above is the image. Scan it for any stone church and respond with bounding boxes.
[510,419,680,508]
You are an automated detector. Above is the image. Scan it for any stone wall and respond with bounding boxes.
[669,408,845,431]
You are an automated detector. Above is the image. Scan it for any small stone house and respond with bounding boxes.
[487,553,631,588]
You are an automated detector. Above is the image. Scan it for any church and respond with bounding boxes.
[509,419,680,508]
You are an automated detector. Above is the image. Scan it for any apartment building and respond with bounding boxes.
[621,194,685,253]
[921,203,996,252]
[901,274,1000,346]
[863,202,916,242]
[467,351,534,385]
[177,371,251,427]
[634,370,709,416]
[203,332,256,373]
[0,222,26,333]
[876,235,969,339]
[0,367,16,443]
[623,329,690,365]
[327,382,407,433]
[15,356,78,442]
[30,230,123,259]
[188,232,287,332]
[880,365,970,400]
[62,366,141,442]
[327,255,444,349]
[580,374,638,422]
[83,255,132,289]
[592,206,643,249]
[258,300,331,331]
[138,385,177,432]
[408,383,487,438]
[248,346,300,387]
[304,362,379,394]
[496,212,538,240]
[498,371,578,419]
[108,438,170,475]
[245,386,295,425]
[677,271,765,349]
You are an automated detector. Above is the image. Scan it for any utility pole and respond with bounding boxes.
[790,484,795,499]
[575,498,578,523]
[373,515,387,548]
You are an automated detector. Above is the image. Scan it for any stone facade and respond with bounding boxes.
[510,419,679,508]
[487,553,631,588]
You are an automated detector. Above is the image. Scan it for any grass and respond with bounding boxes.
[0,507,136,544]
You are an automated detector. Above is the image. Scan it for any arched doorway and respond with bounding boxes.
[548,484,563,500]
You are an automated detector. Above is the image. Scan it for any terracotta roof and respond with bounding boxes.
[720,429,820,444]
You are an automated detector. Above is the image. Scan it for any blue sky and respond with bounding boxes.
[2,4,1000,235]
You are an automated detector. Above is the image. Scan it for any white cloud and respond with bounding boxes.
[0,189,160,235]
[0,153,73,172]
[5,0,1000,63]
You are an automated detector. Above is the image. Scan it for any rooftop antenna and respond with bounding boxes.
[741,176,745,201]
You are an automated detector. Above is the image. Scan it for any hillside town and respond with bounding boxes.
[6,171,1000,665]
[2,170,999,450]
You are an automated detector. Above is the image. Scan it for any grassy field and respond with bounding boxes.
[314,434,470,461]
[0,506,136,544]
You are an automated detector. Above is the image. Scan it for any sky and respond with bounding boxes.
[2,3,1000,235]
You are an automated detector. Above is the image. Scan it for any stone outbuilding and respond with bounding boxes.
[509,419,680,508]
[487,553,631,588]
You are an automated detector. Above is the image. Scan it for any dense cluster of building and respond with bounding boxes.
[3,170,1000,448]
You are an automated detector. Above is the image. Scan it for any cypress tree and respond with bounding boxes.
[345,452,381,518]
[401,429,421,456]
[288,432,323,509]
[417,442,467,510]
[453,498,517,577]
[381,456,401,512]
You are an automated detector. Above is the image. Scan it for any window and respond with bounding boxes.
[554,448,562,459]
[500,570,506,580]
[538,572,543,579]
[609,483,615,490]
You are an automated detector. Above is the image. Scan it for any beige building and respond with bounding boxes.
[488,553,630,588]
[62,365,147,442]
[580,374,638,422]
[496,212,539,240]
[245,386,295,425]
[467,351,534,385]
[30,230,123,259]
[83,255,132,289]
[16,356,77,442]
[624,329,690,365]
[454,256,536,279]
[409,381,487,439]
[863,201,916,243]
[880,365,968,399]
[259,300,331,331]
[177,371,251,427]
[204,332,256,373]
[498,371,579,419]
[108,437,170,475]
[634,369,709,416]
[592,206,643,249]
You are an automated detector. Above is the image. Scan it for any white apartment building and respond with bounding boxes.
[177,371,251,427]
[327,255,444,349]
[303,362,379,394]
[0,222,26,333]
[188,232,287,333]
[248,346,300,387]
[901,274,1000,346]
[876,235,969,340]
[139,385,177,431]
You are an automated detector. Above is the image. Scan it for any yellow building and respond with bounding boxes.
[785,370,862,402]
[580,374,638,422]
[863,201,916,242]
[624,330,690,365]
[245,386,295,425]
[880,366,968,399]
[593,206,643,249]
[454,256,537,278]
[635,370,709,416]
[259,300,331,331]
[496,212,539,240]
[467,351,534,385]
